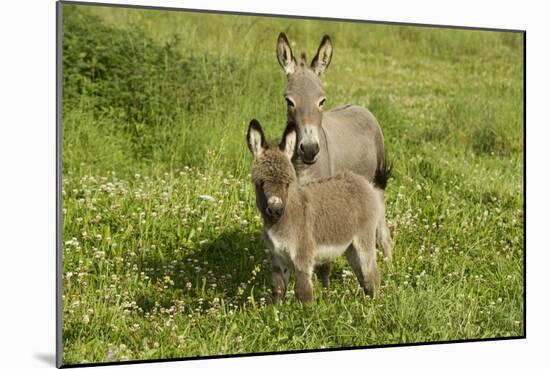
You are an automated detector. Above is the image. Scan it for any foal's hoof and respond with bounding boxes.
[271,294,285,305]
[296,294,314,306]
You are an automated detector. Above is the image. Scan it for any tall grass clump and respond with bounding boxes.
[62,6,247,174]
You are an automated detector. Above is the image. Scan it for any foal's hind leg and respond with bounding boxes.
[376,216,393,262]
[376,191,393,262]
[315,262,331,291]
[345,231,380,298]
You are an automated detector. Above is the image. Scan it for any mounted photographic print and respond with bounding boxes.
[57,1,525,367]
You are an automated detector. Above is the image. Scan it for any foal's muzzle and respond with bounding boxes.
[266,204,284,221]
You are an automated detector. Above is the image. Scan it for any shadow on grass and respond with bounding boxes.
[133,227,355,313]
[135,228,271,311]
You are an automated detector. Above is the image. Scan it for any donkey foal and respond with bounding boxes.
[247,119,391,304]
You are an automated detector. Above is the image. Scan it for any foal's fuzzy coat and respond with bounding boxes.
[247,119,391,304]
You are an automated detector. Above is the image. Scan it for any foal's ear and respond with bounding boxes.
[280,122,297,160]
[311,35,333,76]
[277,32,297,75]
[247,119,266,158]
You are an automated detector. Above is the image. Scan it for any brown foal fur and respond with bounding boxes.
[247,119,392,304]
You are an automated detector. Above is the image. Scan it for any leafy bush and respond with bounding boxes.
[63,6,240,151]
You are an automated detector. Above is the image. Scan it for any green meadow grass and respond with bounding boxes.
[61,4,524,365]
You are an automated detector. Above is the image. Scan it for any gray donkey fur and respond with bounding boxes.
[276,33,393,286]
[247,119,391,304]
[276,32,385,184]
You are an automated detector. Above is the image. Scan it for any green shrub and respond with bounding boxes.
[62,6,242,156]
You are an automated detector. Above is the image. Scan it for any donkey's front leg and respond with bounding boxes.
[315,262,331,292]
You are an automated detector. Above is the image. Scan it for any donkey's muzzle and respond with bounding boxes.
[299,142,320,164]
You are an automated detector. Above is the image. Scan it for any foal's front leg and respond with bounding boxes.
[295,269,314,304]
[265,232,290,304]
[271,265,288,304]
[270,254,290,304]
[294,239,315,304]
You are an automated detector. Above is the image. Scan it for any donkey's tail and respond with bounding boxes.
[373,157,392,190]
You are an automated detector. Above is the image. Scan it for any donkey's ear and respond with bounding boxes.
[280,122,297,160]
[311,35,333,76]
[247,119,266,158]
[277,32,297,75]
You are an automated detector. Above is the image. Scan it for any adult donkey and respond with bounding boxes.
[275,33,392,289]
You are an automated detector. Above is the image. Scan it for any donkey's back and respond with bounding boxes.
[323,104,385,184]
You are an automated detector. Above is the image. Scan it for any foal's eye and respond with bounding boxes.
[285,97,295,108]
[318,98,326,108]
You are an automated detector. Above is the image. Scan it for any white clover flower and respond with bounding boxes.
[342,269,354,278]
[106,348,116,361]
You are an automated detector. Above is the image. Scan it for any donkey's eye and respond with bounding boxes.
[285,97,295,108]
[319,98,326,108]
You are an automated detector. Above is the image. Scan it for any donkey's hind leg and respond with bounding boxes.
[315,262,331,291]
[345,232,380,298]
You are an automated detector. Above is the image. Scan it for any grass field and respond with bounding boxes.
[60,4,524,365]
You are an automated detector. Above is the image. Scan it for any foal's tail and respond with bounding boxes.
[373,157,392,190]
